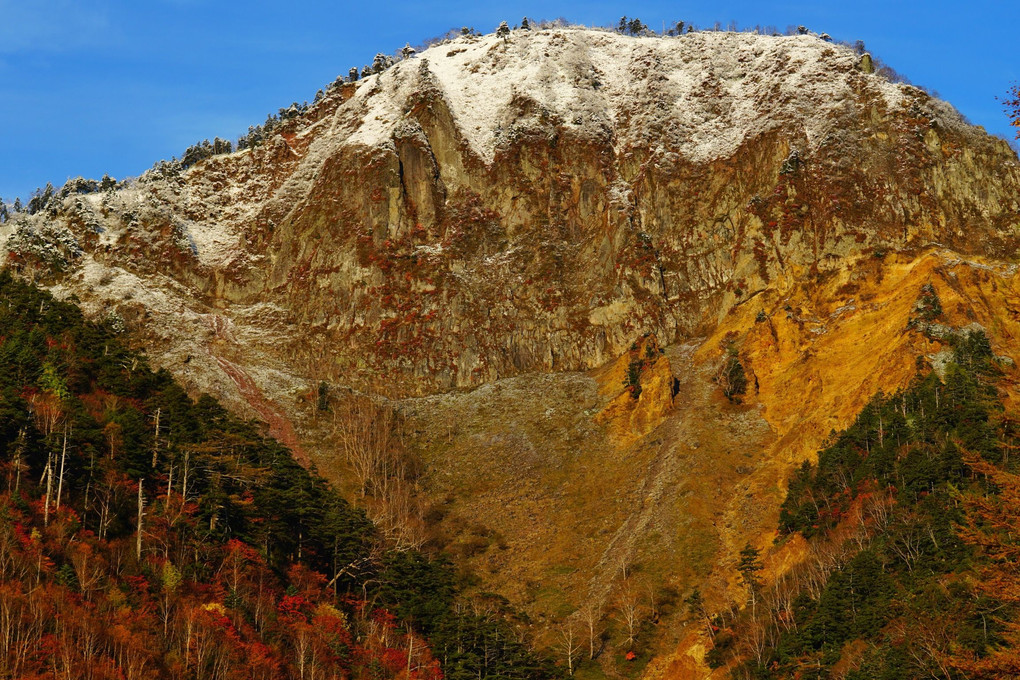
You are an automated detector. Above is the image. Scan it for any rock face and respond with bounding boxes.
[3,25,1020,679]
[594,334,677,441]
[5,28,1017,402]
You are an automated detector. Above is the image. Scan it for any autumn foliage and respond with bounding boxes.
[0,272,554,680]
[1005,83,1020,139]
[943,451,1020,678]
[704,306,1020,678]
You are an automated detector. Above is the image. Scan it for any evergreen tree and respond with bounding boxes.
[348,66,359,81]
[372,53,392,73]
[27,183,55,214]
[181,140,214,169]
[521,16,530,30]
[401,43,415,60]
[212,137,232,155]
[737,543,764,595]
[13,197,23,212]
[617,16,648,36]
[496,21,510,40]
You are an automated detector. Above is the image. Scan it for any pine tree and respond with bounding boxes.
[13,197,23,212]
[496,21,510,40]
[520,16,530,30]
[372,53,392,73]
[349,66,359,82]
[737,544,763,596]
[27,183,55,214]
[401,43,415,60]
[212,137,232,155]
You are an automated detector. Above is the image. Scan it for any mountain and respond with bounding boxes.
[2,24,1020,679]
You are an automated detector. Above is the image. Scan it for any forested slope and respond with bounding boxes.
[0,272,555,680]
[702,320,1020,678]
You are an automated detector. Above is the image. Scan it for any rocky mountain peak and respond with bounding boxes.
[3,22,1020,680]
[2,26,1017,405]
[350,27,912,164]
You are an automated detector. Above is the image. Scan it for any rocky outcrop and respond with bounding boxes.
[594,334,677,441]
[4,27,1017,405]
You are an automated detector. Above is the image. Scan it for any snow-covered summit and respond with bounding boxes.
[340,27,912,163]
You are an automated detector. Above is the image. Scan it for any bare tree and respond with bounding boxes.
[42,451,54,526]
[136,479,145,560]
[577,601,604,660]
[55,423,69,512]
[150,408,162,467]
[614,581,646,649]
[331,394,428,550]
[558,620,583,676]
[331,394,399,497]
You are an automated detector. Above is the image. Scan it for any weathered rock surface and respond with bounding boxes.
[5,28,1017,403]
[3,25,1020,680]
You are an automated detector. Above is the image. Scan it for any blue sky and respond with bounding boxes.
[1,0,1017,202]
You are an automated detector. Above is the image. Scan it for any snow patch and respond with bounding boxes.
[342,28,912,164]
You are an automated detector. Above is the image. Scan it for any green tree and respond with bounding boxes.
[737,543,763,605]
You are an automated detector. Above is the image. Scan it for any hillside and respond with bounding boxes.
[0,272,558,679]
[2,23,1020,680]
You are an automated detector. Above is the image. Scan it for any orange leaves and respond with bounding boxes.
[1004,84,1020,139]
[0,472,440,680]
[942,450,1020,677]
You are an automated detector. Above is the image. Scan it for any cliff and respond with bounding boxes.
[3,25,1019,679]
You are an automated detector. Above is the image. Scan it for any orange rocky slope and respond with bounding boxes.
[651,249,1020,678]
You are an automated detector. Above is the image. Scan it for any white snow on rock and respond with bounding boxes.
[341,28,910,163]
[0,27,948,277]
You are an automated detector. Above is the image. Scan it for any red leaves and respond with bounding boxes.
[224,537,261,563]
[1003,83,1020,138]
[124,574,150,598]
[0,486,441,680]
[370,607,398,629]
[278,594,312,622]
